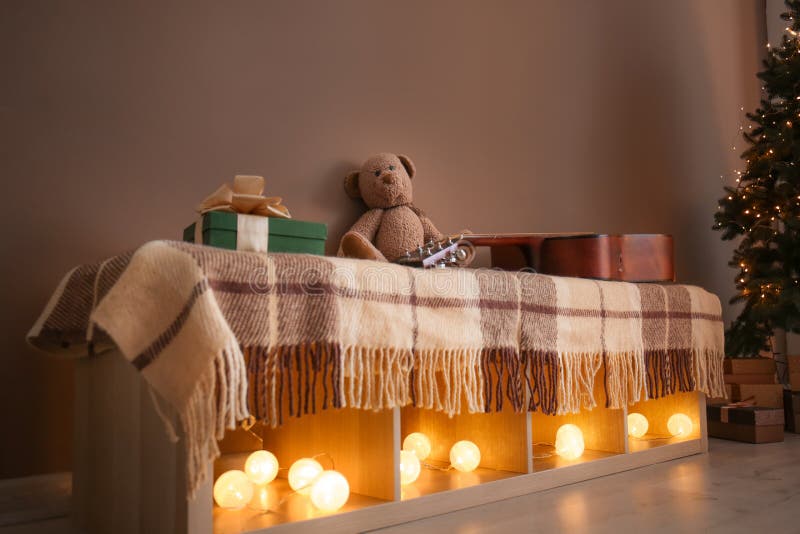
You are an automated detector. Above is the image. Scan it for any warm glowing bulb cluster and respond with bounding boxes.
[213,450,350,513]
[400,432,481,484]
[625,412,693,439]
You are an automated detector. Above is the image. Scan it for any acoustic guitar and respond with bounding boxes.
[397,233,674,282]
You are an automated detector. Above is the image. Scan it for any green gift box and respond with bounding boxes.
[183,211,327,255]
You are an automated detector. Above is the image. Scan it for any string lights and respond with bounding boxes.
[449,440,481,472]
[667,413,694,437]
[400,432,482,477]
[244,450,279,485]
[399,450,422,485]
[288,458,324,496]
[213,470,254,510]
[626,413,649,438]
[712,3,800,356]
[554,424,585,460]
[402,432,432,461]
[213,451,351,514]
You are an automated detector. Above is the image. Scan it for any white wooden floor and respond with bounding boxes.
[1,436,798,534]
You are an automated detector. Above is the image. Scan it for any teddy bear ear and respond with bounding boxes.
[343,171,362,199]
[398,154,416,179]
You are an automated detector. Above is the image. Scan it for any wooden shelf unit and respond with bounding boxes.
[72,349,708,534]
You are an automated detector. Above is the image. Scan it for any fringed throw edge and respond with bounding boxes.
[244,343,726,427]
[181,339,249,498]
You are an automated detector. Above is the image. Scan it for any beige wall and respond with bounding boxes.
[0,0,765,478]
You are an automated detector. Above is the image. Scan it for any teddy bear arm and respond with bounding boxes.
[349,208,384,241]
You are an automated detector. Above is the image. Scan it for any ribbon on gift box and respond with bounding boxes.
[194,175,291,253]
[720,396,756,423]
[197,175,291,218]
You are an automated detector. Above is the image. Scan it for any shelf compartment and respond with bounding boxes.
[72,349,710,534]
[398,401,531,499]
[626,391,704,453]
[212,453,388,534]
[530,366,626,471]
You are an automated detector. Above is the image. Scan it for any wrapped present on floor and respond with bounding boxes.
[727,383,784,408]
[789,355,800,392]
[723,357,776,385]
[707,403,784,444]
[785,390,800,433]
[183,175,326,254]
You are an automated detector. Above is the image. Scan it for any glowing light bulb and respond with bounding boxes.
[403,432,432,461]
[667,413,693,437]
[288,458,323,495]
[399,450,421,485]
[244,450,279,485]
[627,413,649,438]
[309,470,350,512]
[555,424,584,460]
[449,440,481,472]
[213,470,254,510]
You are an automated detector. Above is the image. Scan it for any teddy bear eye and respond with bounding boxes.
[374,170,381,177]
[389,165,395,171]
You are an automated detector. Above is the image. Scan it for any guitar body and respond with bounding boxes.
[537,234,674,282]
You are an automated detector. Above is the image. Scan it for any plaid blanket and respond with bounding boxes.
[28,240,725,496]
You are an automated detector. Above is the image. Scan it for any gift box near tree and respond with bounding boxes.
[711,1,800,441]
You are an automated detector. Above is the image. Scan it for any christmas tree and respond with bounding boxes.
[713,0,800,357]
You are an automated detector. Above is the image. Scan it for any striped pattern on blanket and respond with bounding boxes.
[27,240,725,497]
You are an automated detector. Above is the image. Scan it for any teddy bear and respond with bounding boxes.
[339,153,444,262]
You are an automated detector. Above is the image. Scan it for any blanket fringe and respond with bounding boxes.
[245,343,725,427]
[246,342,344,427]
[644,349,725,401]
[604,352,647,409]
[555,352,603,415]
[413,348,484,416]
[520,351,559,415]
[247,344,492,424]
[182,339,248,498]
[692,349,726,399]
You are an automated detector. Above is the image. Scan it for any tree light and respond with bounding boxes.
[244,450,279,485]
[627,413,649,438]
[449,440,481,472]
[403,432,432,461]
[555,424,585,460]
[309,470,350,512]
[213,470,254,510]
[288,458,323,495]
[667,413,693,437]
[399,450,421,485]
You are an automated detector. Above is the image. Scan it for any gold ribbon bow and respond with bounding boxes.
[196,175,291,218]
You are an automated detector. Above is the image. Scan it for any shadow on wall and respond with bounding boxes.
[581,1,762,307]
[312,159,364,256]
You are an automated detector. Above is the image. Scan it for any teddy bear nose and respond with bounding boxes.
[382,174,394,185]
